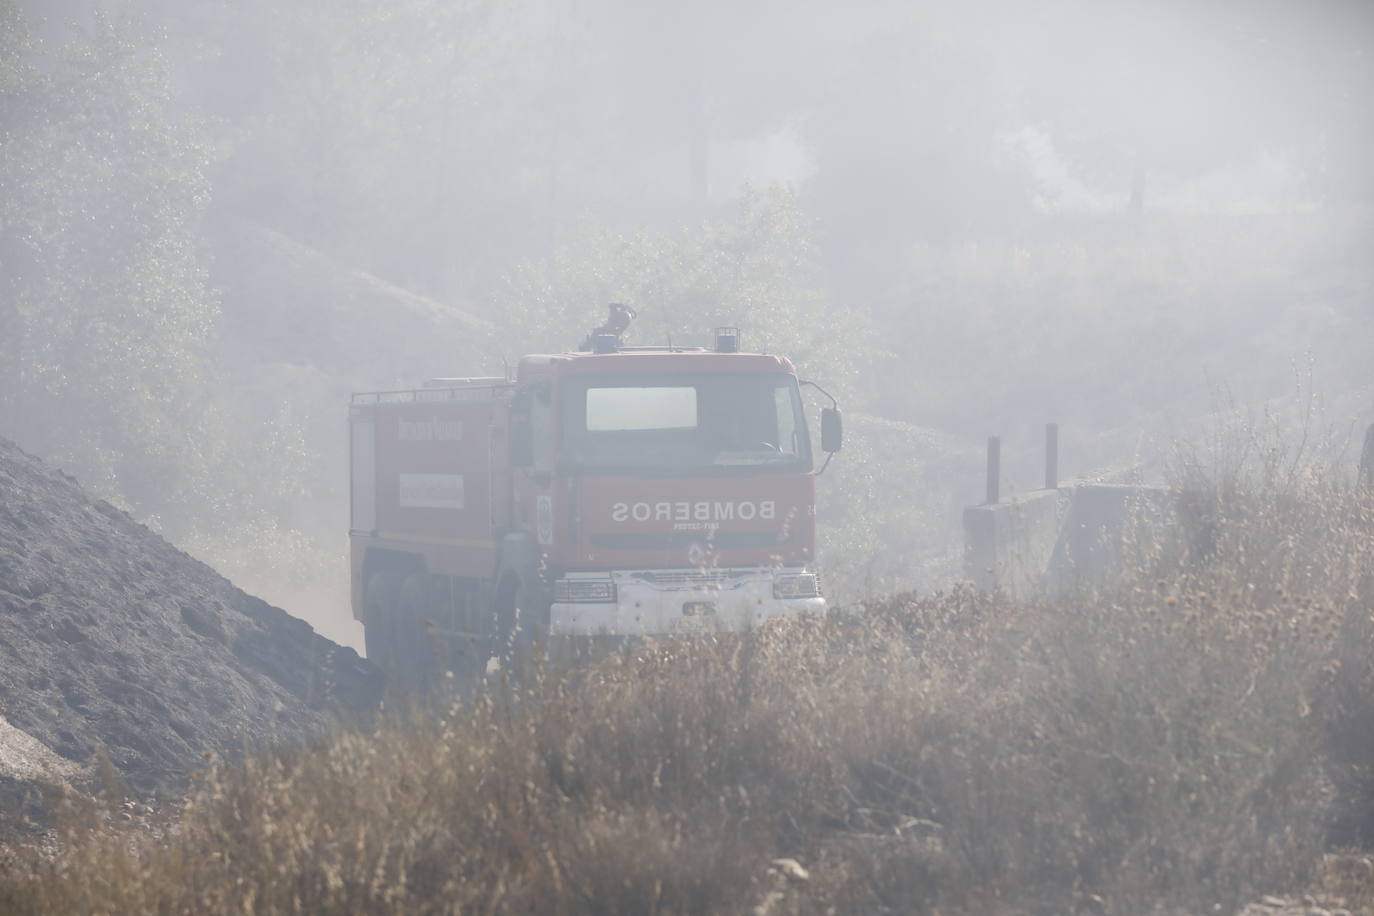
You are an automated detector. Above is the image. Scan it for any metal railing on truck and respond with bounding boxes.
[352,378,512,406]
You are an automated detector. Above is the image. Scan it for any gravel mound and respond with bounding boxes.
[0,437,382,794]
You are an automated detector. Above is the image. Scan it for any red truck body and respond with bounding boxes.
[349,329,835,680]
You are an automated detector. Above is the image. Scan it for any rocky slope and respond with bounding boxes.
[0,437,382,797]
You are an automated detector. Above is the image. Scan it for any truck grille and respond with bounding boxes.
[636,571,733,590]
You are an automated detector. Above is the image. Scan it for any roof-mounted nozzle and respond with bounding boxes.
[581,303,637,352]
[714,326,740,353]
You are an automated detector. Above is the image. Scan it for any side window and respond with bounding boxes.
[774,385,799,455]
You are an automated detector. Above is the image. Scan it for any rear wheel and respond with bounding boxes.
[393,572,432,693]
[363,570,402,672]
[364,568,438,696]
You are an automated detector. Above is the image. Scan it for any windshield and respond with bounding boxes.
[561,373,811,473]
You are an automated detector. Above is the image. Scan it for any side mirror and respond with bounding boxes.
[821,407,842,453]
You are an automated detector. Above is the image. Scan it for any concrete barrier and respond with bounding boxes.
[963,489,1065,595]
[1046,484,1175,594]
[965,484,1175,597]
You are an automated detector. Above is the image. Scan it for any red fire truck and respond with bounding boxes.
[349,309,841,683]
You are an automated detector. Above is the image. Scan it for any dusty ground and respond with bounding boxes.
[0,714,77,842]
[0,436,382,808]
[0,715,75,787]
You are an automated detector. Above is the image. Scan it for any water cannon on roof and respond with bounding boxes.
[581,303,637,353]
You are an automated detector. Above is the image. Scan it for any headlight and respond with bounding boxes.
[555,579,617,603]
[772,572,821,599]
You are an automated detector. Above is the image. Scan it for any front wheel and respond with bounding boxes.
[546,633,627,670]
[491,576,550,681]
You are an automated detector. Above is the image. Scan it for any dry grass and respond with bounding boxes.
[2,455,1372,914]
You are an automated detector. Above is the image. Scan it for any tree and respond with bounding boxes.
[185,0,553,300]
[0,5,217,508]
[0,4,310,570]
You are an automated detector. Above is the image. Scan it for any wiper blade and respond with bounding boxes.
[625,467,696,478]
[588,465,771,479]
[713,457,774,467]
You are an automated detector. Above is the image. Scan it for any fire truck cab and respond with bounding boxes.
[349,315,841,684]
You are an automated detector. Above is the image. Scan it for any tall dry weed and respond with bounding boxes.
[3,423,1372,912]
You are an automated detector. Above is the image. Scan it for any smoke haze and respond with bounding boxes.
[2,0,1370,643]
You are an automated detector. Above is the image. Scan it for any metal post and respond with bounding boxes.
[1361,423,1374,489]
[1046,423,1059,490]
[986,436,1000,505]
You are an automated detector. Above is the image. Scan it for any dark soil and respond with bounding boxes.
[0,436,382,796]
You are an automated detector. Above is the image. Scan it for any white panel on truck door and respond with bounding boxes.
[351,417,376,532]
[398,473,464,509]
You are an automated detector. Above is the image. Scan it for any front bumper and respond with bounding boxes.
[550,568,826,636]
